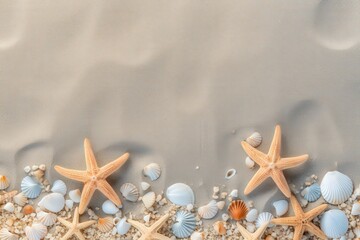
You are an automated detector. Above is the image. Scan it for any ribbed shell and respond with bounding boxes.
[0,228,18,240]
[37,211,57,226]
[272,200,289,217]
[13,192,27,206]
[190,231,205,240]
[246,208,259,222]
[301,183,321,202]
[51,180,67,195]
[102,200,119,214]
[0,175,10,190]
[198,200,218,219]
[320,171,353,204]
[143,163,161,181]
[98,217,114,233]
[166,183,195,206]
[246,132,262,148]
[228,200,248,220]
[320,209,348,238]
[24,223,47,240]
[38,193,65,213]
[142,191,156,209]
[21,176,42,199]
[172,211,196,238]
[256,212,273,228]
[3,202,14,212]
[120,183,139,202]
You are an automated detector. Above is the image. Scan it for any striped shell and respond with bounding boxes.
[172,210,196,238]
[140,182,151,191]
[166,183,195,206]
[24,223,47,240]
[51,180,67,195]
[245,157,255,169]
[143,163,161,181]
[198,200,218,219]
[0,175,10,190]
[3,202,15,212]
[98,217,114,233]
[142,191,156,209]
[246,132,262,148]
[37,211,57,226]
[256,212,273,228]
[320,171,353,204]
[272,200,289,217]
[120,183,139,202]
[228,200,248,220]
[0,228,18,240]
[13,192,27,206]
[320,209,348,238]
[301,183,321,202]
[21,176,42,199]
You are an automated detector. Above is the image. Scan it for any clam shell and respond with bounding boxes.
[13,192,27,206]
[116,217,131,235]
[256,212,273,228]
[213,221,226,235]
[102,200,120,214]
[229,189,238,198]
[246,132,262,148]
[24,223,47,240]
[354,226,360,237]
[21,176,42,199]
[351,202,360,215]
[3,202,15,213]
[320,171,353,204]
[38,193,65,213]
[225,169,237,179]
[65,199,74,209]
[166,183,195,206]
[272,200,288,217]
[140,182,151,191]
[120,183,139,202]
[190,231,205,240]
[0,228,18,240]
[228,200,248,220]
[142,191,156,209]
[98,217,114,233]
[301,183,321,202]
[216,201,225,210]
[51,180,67,195]
[172,210,196,238]
[198,200,218,219]
[320,209,348,238]
[68,189,81,203]
[245,157,255,169]
[0,175,10,190]
[143,163,161,181]
[37,211,57,226]
[23,205,35,215]
[246,208,258,222]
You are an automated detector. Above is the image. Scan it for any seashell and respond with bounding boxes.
[272,200,288,217]
[51,180,67,195]
[320,209,348,238]
[143,214,150,223]
[65,199,73,209]
[198,200,218,219]
[301,183,321,202]
[245,157,255,169]
[120,183,139,202]
[21,176,42,199]
[190,231,205,240]
[102,200,120,214]
[256,212,273,228]
[0,228,18,240]
[246,208,258,222]
[0,175,10,190]
[38,193,65,213]
[23,205,34,215]
[13,192,27,206]
[143,163,161,181]
[320,171,353,204]
[351,202,360,215]
[32,170,44,182]
[142,191,156,209]
[228,200,248,220]
[246,132,262,148]
[229,189,238,198]
[213,221,226,235]
[225,169,237,179]
[166,183,195,206]
[37,211,57,226]
[354,226,360,237]
[24,223,47,240]
[68,189,81,203]
[140,182,151,191]
[98,217,113,233]
[116,217,131,235]
[216,201,225,210]
[3,202,14,212]
[172,210,196,238]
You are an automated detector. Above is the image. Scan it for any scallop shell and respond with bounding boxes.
[24,223,47,240]
[172,210,196,238]
[140,182,151,191]
[3,202,14,213]
[320,171,353,204]
[142,191,156,209]
[198,200,218,219]
[166,183,195,206]
[143,163,161,181]
[0,228,18,240]
[0,175,10,190]
[116,217,131,235]
[246,132,262,148]
[225,169,237,179]
[13,192,27,206]
[213,221,226,235]
[120,183,139,202]
[228,200,248,220]
[320,209,348,238]
[37,211,57,226]
[68,189,81,203]
[23,205,34,215]
[301,183,321,202]
[21,176,42,199]
[102,200,120,214]
[51,180,67,195]
[256,212,273,228]
[38,193,65,213]
[351,202,360,215]
[272,200,288,217]
[246,208,259,222]
[245,157,255,169]
[98,217,114,233]
[190,231,205,240]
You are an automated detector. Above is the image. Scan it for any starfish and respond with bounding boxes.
[127,213,171,240]
[58,207,96,240]
[237,222,269,240]
[0,190,17,204]
[54,138,129,214]
[271,195,327,240]
[241,125,309,197]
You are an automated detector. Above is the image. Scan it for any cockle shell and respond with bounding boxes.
[245,157,255,169]
[21,176,42,199]
[116,217,131,235]
[13,192,27,206]
[51,180,67,195]
[320,171,353,204]
[120,183,139,202]
[246,208,259,222]
[0,175,10,190]
[37,211,57,226]
[38,193,65,213]
[68,189,81,203]
[143,163,161,181]
[213,221,226,235]
[23,205,35,215]
[98,217,114,233]
[301,183,321,202]
[24,223,47,240]
[102,200,120,214]
[351,202,360,215]
[246,132,262,148]
[172,211,196,238]
[256,212,273,228]
[272,200,289,217]
[320,209,348,238]
[191,231,205,240]
[140,182,151,191]
[198,200,218,219]
[228,200,248,220]
[166,183,195,206]
[225,169,237,179]
[0,228,18,240]
[3,202,15,213]
[142,191,156,209]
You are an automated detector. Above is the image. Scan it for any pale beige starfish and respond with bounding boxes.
[54,138,129,214]
[128,213,171,240]
[271,195,328,240]
[241,125,309,197]
[237,222,269,240]
[0,190,17,204]
[58,207,96,240]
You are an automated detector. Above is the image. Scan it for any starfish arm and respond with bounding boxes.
[78,220,96,229]
[57,217,73,228]
[152,233,172,240]
[150,213,170,232]
[74,230,86,240]
[97,179,121,206]
[304,204,328,221]
[276,155,309,170]
[293,226,305,240]
[268,125,281,162]
[244,167,271,195]
[97,152,130,179]
[241,141,268,166]
[305,222,327,239]
[78,182,96,214]
[270,170,291,198]
[253,222,269,239]
[84,138,99,173]
[271,216,299,226]
[73,207,80,223]
[128,219,148,234]
[236,223,254,239]
[289,195,304,216]
[61,229,75,240]
[54,166,88,182]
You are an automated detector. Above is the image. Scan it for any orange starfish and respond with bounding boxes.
[128,214,171,240]
[241,125,309,198]
[54,138,129,214]
[271,195,328,240]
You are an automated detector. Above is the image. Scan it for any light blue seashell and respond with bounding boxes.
[116,217,131,235]
[51,180,67,196]
[172,210,196,238]
[272,200,288,217]
[320,209,348,238]
[302,183,321,202]
[246,208,258,222]
[256,212,273,228]
[320,171,353,205]
[166,183,195,206]
[21,176,42,199]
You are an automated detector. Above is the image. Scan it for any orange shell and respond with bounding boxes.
[213,221,226,235]
[23,204,34,215]
[228,200,248,220]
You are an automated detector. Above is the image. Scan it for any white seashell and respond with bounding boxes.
[256,212,273,228]
[191,231,204,240]
[246,208,258,222]
[37,211,57,226]
[51,180,67,195]
[246,132,262,148]
[245,157,255,169]
[38,193,65,213]
[320,171,353,204]
[0,175,10,190]
[142,191,156,209]
[320,209,348,238]
[166,183,195,206]
[116,217,131,235]
[3,202,15,213]
[65,199,73,209]
[354,226,360,237]
[216,201,225,210]
[120,183,139,202]
[68,189,81,203]
[301,183,321,202]
[143,163,161,181]
[102,200,120,214]
[351,202,360,216]
[140,182,151,191]
[21,176,42,199]
[0,228,18,240]
[24,223,47,240]
[143,214,150,223]
[225,169,237,179]
[229,189,238,198]
[13,192,27,206]
[172,210,196,238]
[272,200,288,217]
[198,200,218,219]
[97,217,113,233]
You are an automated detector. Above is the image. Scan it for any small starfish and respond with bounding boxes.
[58,207,96,240]
[237,222,269,240]
[127,213,171,240]
[54,138,129,214]
[0,190,17,204]
[271,195,328,240]
[241,125,309,197]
